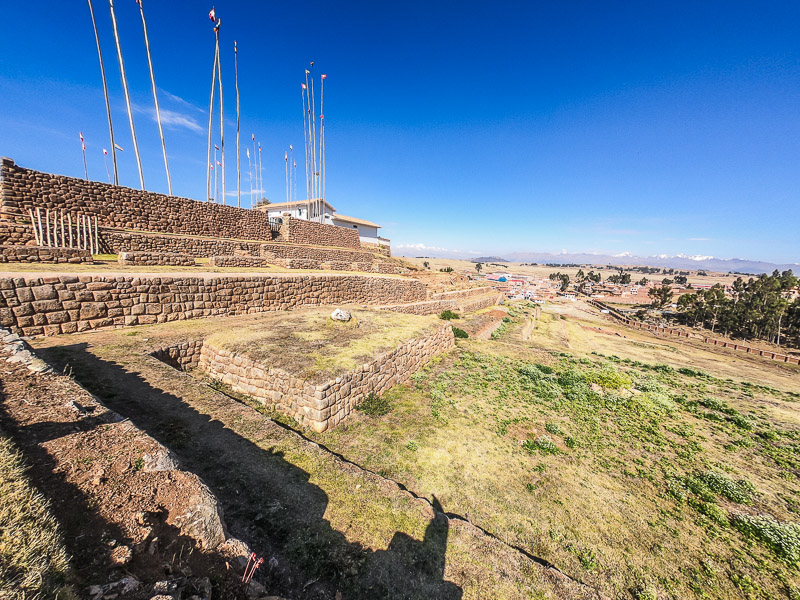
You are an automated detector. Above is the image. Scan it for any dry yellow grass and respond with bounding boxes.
[0,434,75,600]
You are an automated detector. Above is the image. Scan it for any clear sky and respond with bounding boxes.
[0,1,798,263]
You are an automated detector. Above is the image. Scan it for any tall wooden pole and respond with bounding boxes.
[309,67,319,221]
[234,40,241,208]
[320,74,326,206]
[247,147,253,209]
[258,143,263,204]
[301,82,310,218]
[137,0,171,195]
[109,0,145,190]
[216,26,225,205]
[206,40,218,201]
[88,0,118,185]
[284,151,289,204]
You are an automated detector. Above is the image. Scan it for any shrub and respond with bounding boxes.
[357,392,392,417]
[452,327,469,339]
[585,365,632,390]
[545,422,562,435]
[731,513,800,562]
[439,310,460,320]
[523,435,559,455]
[696,471,756,504]
[689,498,730,526]
[729,414,755,430]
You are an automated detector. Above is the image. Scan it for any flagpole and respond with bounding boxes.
[103,150,111,183]
[137,0,171,195]
[320,74,326,206]
[289,144,294,203]
[234,40,241,208]
[301,81,310,218]
[293,159,297,203]
[88,0,118,186]
[284,151,289,204]
[247,147,253,209]
[216,24,225,206]
[80,133,89,180]
[109,0,145,190]
[206,36,218,201]
[309,65,319,221]
[257,143,263,204]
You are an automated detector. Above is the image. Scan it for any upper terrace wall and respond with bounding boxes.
[0,158,275,241]
[280,216,361,248]
[1,159,363,250]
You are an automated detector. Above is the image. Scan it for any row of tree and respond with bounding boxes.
[674,270,800,347]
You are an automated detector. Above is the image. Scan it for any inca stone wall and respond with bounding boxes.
[0,273,427,337]
[430,287,493,301]
[0,159,278,242]
[101,229,265,258]
[151,340,204,371]
[0,245,92,264]
[118,251,196,267]
[208,255,273,268]
[280,216,361,248]
[260,242,375,263]
[197,324,455,431]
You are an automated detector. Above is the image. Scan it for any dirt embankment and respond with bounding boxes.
[0,329,261,600]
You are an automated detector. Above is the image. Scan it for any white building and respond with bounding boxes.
[256,199,384,245]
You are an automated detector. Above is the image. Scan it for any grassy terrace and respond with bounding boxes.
[309,302,800,599]
[29,301,800,598]
[204,307,440,383]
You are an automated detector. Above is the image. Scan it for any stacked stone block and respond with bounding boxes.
[197,324,455,431]
[279,217,361,248]
[118,251,196,267]
[0,273,428,337]
[0,245,92,264]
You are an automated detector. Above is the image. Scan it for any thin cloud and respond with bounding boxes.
[159,89,205,113]
[133,103,204,134]
[689,237,711,241]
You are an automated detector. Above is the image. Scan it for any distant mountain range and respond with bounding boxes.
[397,249,799,275]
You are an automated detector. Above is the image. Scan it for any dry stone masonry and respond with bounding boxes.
[0,245,92,264]
[279,216,361,248]
[196,324,455,431]
[0,273,427,337]
[118,251,196,267]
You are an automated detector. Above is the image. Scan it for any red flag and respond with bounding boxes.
[284,152,288,161]
[214,144,220,151]
[79,132,84,142]
[293,160,296,168]
[103,148,108,155]
[321,74,327,80]
[216,160,222,166]
[251,133,255,141]
[301,83,306,90]
[209,7,216,21]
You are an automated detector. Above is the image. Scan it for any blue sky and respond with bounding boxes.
[1,1,798,263]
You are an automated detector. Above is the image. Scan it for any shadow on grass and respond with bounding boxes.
[37,343,463,600]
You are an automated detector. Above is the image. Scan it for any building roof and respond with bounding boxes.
[332,214,381,228]
[256,199,336,213]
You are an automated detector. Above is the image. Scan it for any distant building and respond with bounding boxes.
[255,199,383,244]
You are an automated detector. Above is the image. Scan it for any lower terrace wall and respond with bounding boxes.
[119,251,196,267]
[260,242,375,263]
[0,245,92,264]
[0,273,427,337]
[209,255,272,268]
[102,229,264,258]
[280,216,361,249]
[197,324,455,432]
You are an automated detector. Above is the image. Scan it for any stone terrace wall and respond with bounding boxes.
[151,340,204,371]
[430,286,493,301]
[209,255,272,268]
[0,158,276,241]
[0,273,427,337]
[0,245,92,264]
[119,251,196,267]
[280,216,361,249]
[198,324,455,432]
[260,242,374,263]
[102,229,264,258]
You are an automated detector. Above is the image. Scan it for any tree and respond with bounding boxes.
[423,261,429,269]
[475,262,483,273]
[674,275,688,285]
[662,278,673,286]
[576,269,585,282]
[559,273,570,292]
[648,286,674,309]
[638,277,648,286]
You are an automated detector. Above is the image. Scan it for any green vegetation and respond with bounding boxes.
[0,435,75,599]
[676,269,800,346]
[439,310,460,320]
[451,327,469,339]
[356,392,392,416]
